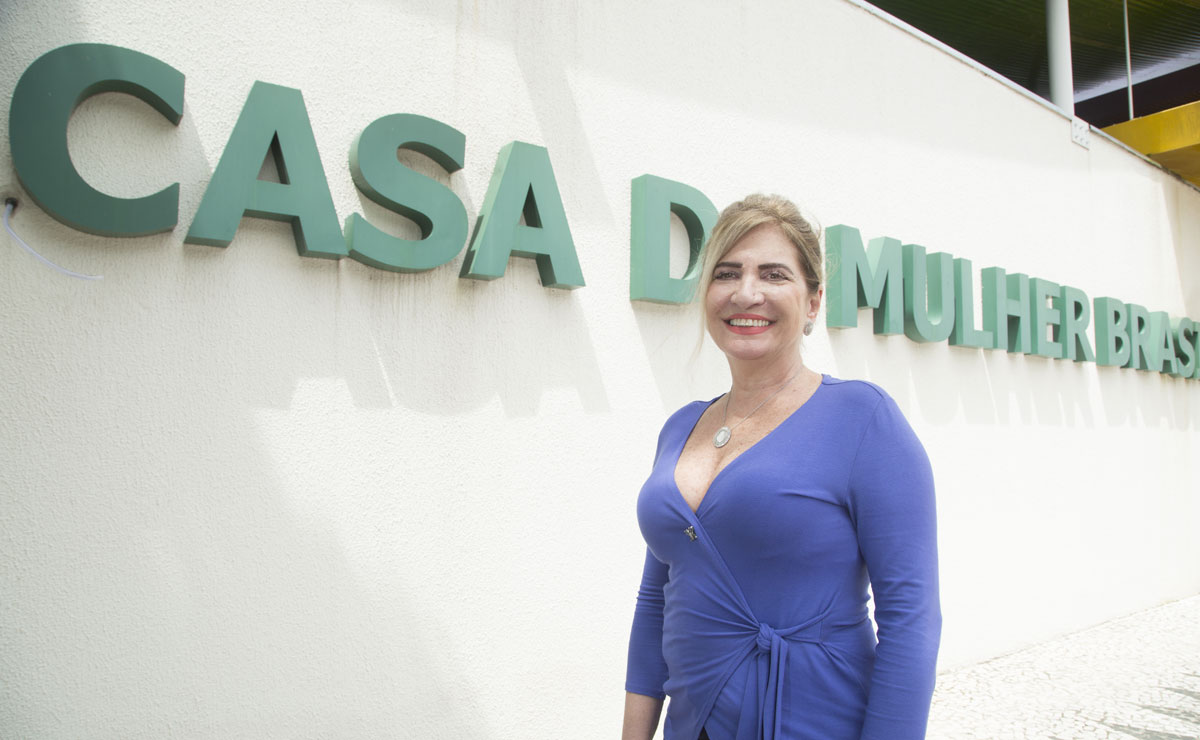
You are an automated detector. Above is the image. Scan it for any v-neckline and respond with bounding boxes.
[672,374,827,517]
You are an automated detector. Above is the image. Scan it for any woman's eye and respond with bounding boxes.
[765,271,789,281]
[714,271,738,280]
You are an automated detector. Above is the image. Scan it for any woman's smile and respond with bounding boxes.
[724,313,774,334]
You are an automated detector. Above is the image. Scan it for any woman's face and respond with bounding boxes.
[704,224,822,365]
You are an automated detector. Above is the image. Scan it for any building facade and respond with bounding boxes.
[2,0,1198,737]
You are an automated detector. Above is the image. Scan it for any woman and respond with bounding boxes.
[622,195,940,740]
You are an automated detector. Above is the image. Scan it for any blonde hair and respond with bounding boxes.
[697,193,823,301]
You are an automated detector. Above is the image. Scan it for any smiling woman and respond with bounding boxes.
[622,195,941,740]
[703,223,821,369]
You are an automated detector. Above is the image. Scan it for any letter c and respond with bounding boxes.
[9,43,184,236]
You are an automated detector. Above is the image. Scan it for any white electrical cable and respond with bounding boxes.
[3,200,102,280]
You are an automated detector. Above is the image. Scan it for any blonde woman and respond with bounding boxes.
[622,195,940,740]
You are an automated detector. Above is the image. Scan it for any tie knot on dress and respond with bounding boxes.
[755,622,779,653]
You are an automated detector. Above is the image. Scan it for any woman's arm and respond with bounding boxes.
[621,691,664,740]
[624,548,670,738]
[848,394,941,740]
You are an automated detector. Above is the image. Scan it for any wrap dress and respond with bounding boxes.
[625,376,940,740]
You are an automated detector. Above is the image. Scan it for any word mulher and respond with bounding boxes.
[826,226,1199,379]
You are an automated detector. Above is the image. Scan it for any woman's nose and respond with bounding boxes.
[732,277,763,306]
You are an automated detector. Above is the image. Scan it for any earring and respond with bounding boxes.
[803,321,814,336]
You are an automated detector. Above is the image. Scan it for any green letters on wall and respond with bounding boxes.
[1029,278,1064,359]
[1173,318,1198,378]
[459,141,584,288]
[185,81,345,259]
[345,114,468,272]
[1125,303,1154,371]
[1055,285,1095,362]
[9,44,1199,383]
[902,244,955,343]
[1149,312,1179,375]
[949,258,992,349]
[1094,297,1131,367]
[825,226,904,335]
[981,268,1031,354]
[9,43,184,236]
[818,221,1193,381]
[629,175,718,303]
[1191,319,1200,379]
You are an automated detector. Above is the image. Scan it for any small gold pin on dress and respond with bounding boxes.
[684,525,697,542]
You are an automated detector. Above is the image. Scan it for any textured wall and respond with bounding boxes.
[1,0,1197,738]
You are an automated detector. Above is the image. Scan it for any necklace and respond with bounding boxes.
[712,369,803,448]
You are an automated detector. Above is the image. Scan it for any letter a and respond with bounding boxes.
[459,142,584,289]
[186,81,345,259]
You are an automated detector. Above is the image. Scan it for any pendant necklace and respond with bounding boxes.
[712,368,803,448]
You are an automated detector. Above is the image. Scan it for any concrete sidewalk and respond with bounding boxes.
[928,594,1200,739]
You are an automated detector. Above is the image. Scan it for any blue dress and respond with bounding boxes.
[625,376,940,740]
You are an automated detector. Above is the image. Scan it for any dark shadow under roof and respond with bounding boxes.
[866,0,1200,127]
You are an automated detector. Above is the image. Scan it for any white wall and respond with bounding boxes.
[1,0,1197,738]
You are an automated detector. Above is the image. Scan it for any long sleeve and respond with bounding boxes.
[847,394,941,740]
[625,547,670,698]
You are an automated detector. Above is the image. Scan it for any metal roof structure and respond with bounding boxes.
[865,0,1200,127]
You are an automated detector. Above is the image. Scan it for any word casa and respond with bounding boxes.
[9,43,715,302]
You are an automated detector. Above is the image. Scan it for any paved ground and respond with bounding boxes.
[928,594,1200,739]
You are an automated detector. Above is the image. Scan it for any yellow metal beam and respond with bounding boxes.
[1103,100,1200,186]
